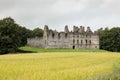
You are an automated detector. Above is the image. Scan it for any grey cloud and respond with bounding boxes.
[0,0,15,11]
[0,0,120,31]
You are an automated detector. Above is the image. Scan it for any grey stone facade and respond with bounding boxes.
[27,25,99,49]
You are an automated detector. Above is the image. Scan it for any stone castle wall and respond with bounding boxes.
[27,25,99,49]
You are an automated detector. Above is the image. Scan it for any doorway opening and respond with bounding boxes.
[73,45,75,49]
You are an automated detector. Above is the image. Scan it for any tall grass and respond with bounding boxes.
[95,62,120,80]
[0,52,120,80]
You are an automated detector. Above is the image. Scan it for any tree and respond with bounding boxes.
[0,17,44,54]
[98,27,120,52]
[19,27,28,46]
[19,27,35,46]
[0,17,21,54]
[26,29,34,38]
[109,27,120,52]
[32,27,43,37]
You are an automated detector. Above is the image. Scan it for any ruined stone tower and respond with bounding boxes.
[27,25,99,49]
[43,25,49,47]
[64,25,69,33]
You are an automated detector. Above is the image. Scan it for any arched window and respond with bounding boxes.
[65,33,67,38]
[73,39,75,44]
[95,46,97,48]
[89,40,91,44]
[73,46,75,49]
[58,33,60,39]
[81,40,83,44]
[77,40,79,44]
[52,33,54,38]
[85,40,87,44]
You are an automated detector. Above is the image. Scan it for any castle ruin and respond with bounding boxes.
[27,25,99,49]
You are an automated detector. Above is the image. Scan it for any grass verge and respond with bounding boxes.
[19,46,107,53]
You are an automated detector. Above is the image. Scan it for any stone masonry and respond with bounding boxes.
[27,25,99,49]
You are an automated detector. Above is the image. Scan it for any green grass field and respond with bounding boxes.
[0,47,120,80]
[19,46,107,53]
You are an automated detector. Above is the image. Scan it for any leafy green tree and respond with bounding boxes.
[19,27,28,46]
[98,27,120,52]
[26,29,34,38]
[0,17,21,54]
[32,27,43,37]
[0,17,44,54]
[19,27,35,46]
[109,27,120,52]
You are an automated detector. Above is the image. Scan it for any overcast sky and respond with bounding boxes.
[0,0,120,31]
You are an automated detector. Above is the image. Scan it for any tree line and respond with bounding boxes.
[0,17,43,54]
[98,27,120,52]
[0,17,120,54]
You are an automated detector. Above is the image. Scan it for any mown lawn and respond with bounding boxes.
[19,46,107,53]
[0,51,120,80]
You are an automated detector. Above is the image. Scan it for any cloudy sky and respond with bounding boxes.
[0,0,120,31]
